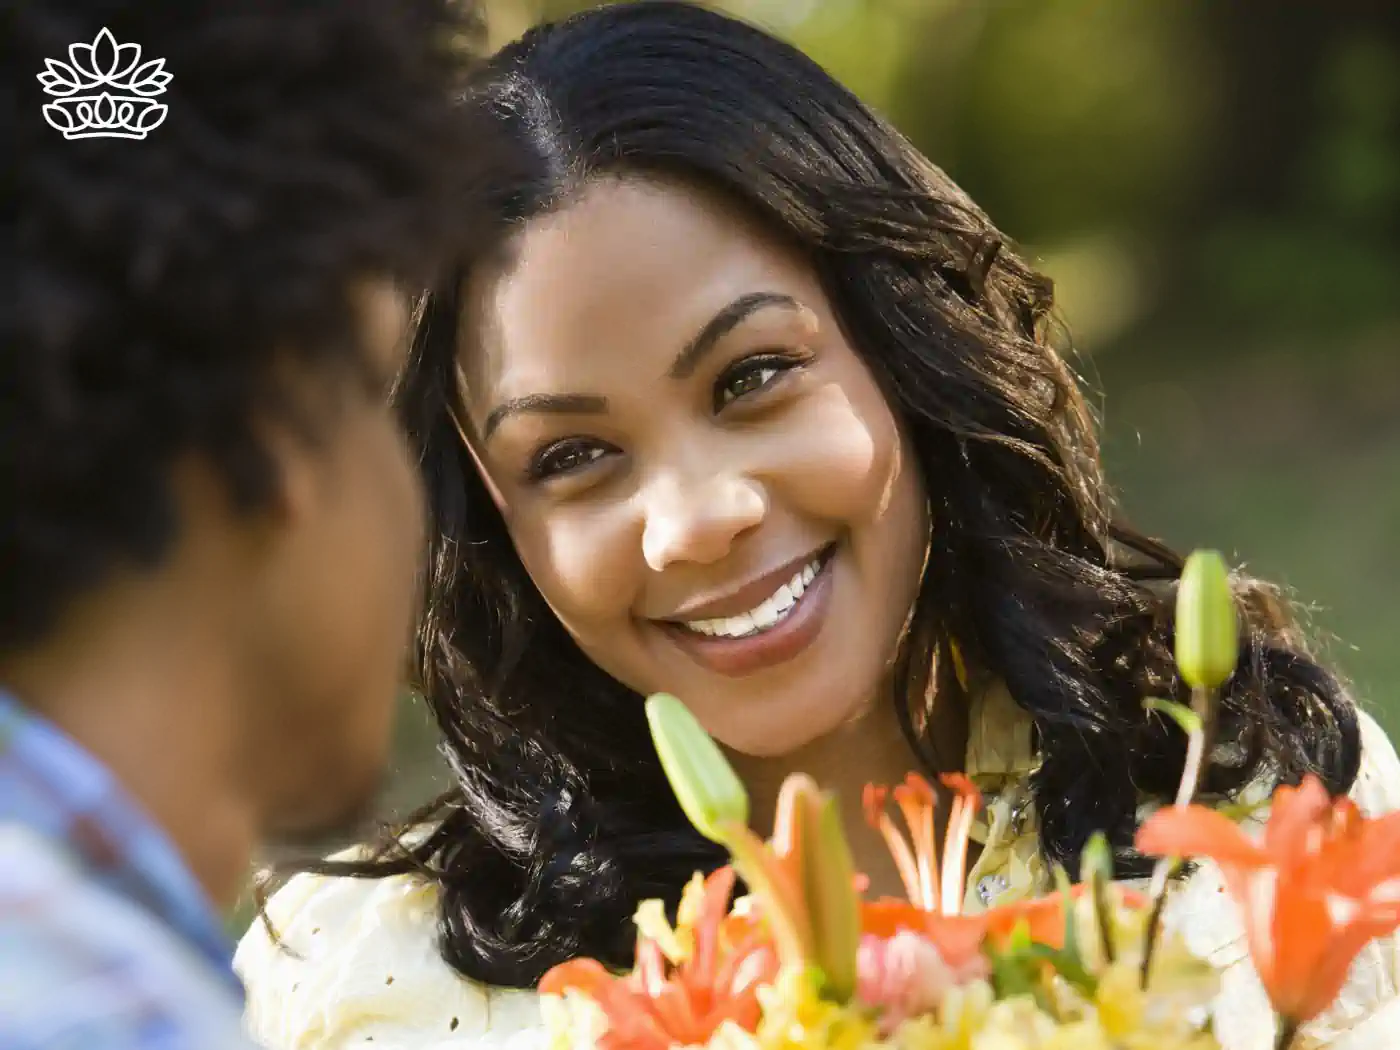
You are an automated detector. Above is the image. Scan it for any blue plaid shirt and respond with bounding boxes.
[0,690,257,1049]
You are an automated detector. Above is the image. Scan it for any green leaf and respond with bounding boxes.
[987,942,1037,999]
[1143,696,1204,736]
[1027,943,1099,997]
[1053,867,1080,959]
[1046,866,1098,993]
[1005,917,1034,954]
[1215,795,1273,823]
[646,693,748,843]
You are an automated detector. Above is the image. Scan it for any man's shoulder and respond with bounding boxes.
[0,824,255,1050]
[237,854,544,1049]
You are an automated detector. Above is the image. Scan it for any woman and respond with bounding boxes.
[236,4,1400,1048]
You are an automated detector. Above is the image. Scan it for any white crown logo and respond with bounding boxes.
[37,27,172,140]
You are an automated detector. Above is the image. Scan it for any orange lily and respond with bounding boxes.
[644,696,860,996]
[712,773,862,999]
[1136,773,1400,1029]
[859,773,1090,963]
[540,867,779,1050]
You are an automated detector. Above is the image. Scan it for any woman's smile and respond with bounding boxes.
[656,541,838,677]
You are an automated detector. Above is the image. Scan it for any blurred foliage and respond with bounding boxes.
[482,0,1399,345]
[460,1,1399,743]
[1199,34,1400,329]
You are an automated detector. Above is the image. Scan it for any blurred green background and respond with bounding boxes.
[466,0,1400,733]
[240,0,1400,925]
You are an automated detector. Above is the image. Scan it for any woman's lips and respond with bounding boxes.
[659,548,835,678]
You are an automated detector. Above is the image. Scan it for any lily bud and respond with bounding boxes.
[1175,550,1239,690]
[1079,831,1117,965]
[804,792,860,1000]
[1079,830,1114,886]
[646,693,749,843]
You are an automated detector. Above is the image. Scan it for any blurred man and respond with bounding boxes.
[1,1,483,1045]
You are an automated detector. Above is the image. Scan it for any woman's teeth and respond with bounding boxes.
[683,556,822,639]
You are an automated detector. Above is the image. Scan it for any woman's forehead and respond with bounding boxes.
[459,177,818,404]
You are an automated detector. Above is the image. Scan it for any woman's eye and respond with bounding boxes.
[714,354,801,411]
[527,440,610,481]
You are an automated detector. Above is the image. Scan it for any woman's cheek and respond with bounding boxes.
[516,507,640,624]
[765,381,899,522]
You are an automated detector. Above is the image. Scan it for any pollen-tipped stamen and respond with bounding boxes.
[938,774,982,916]
[893,775,940,910]
[863,784,927,908]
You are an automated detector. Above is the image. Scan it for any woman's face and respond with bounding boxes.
[460,177,928,757]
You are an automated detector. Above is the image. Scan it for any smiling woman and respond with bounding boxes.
[458,177,927,754]
[236,4,1400,1049]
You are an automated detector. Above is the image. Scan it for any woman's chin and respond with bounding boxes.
[701,688,881,761]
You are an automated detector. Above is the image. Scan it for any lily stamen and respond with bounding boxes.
[863,773,984,918]
[863,784,927,908]
[938,774,981,916]
[893,775,940,910]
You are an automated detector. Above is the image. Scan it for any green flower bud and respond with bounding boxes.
[1079,831,1118,965]
[1079,830,1115,886]
[805,793,860,1001]
[1175,550,1239,689]
[645,693,749,843]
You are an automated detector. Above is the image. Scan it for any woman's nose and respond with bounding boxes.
[640,472,767,572]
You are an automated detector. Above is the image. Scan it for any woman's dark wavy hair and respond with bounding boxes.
[301,0,1360,991]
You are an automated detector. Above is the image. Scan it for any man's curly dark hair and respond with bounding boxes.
[3,0,488,651]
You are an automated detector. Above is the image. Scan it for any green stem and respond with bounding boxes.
[1176,685,1213,806]
[1091,870,1116,965]
[1190,684,1218,795]
[1275,1016,1300,1050]
[1139,686,1215,990]
[1138,856,1182,987]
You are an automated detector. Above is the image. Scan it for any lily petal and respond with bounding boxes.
[1136,803,1268,867]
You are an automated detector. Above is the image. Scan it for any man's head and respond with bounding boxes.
[3,1,482,858]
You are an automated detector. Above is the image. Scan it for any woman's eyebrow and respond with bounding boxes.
[482,392,609,441]
[480,292,801,439]
[666,292,801,380]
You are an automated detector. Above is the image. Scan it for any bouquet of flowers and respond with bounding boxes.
[539,553,1400,1050]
